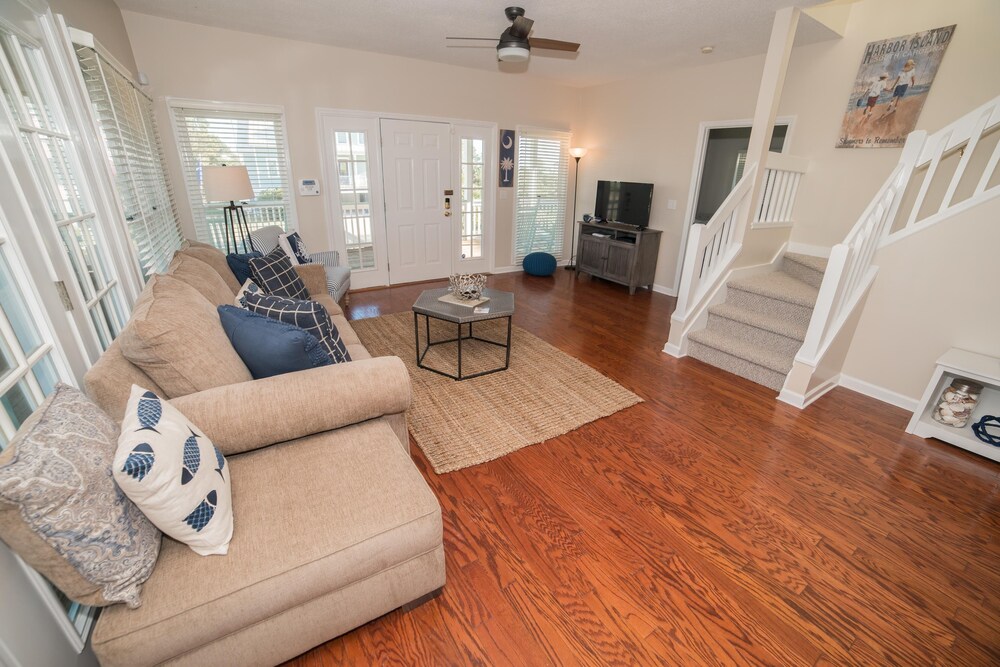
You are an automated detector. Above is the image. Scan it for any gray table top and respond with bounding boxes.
[412,288,515,323]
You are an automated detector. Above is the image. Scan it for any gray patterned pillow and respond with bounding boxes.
[0,384,161,608]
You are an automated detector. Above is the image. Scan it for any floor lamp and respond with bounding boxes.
[204,165,256,253]
[565,147,588,270]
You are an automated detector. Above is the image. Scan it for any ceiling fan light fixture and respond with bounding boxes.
[497,44,530,62]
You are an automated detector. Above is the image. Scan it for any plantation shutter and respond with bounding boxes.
[513,128,570,263]
[74,44,182,278]
[170,104,295,248]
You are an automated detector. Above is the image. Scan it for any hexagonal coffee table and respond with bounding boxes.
[412,287,515,380]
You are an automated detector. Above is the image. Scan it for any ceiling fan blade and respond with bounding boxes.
[510,16,534,39]
[529,38,580,52]
[446,36,497,41]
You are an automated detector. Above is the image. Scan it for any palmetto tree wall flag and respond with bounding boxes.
[499,129,515,187]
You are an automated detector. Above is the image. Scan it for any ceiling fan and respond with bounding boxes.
[446,6,581,63]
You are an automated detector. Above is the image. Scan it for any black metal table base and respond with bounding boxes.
[413,312,512,380]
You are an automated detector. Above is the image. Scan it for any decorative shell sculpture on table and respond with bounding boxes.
[449,273,487,301]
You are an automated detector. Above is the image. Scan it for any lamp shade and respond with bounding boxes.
[569,147,588,159]
[497,45,530,62]
[203,165,254,202]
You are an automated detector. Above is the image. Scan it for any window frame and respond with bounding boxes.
[512,126,571,265]
[166,97,298,249]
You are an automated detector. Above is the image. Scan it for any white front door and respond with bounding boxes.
[380,119,452,284]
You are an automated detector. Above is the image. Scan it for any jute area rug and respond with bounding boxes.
[351,312,642,474]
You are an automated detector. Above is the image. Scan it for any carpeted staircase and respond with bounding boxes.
[687,252,828,391]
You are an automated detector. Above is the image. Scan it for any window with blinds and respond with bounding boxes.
[170,103,295,248]
[75,45,182,279]
[513,128,570,263]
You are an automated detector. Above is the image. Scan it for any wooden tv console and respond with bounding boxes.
[575,221,661,295]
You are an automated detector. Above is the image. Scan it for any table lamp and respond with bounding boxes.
[204,165,255,253]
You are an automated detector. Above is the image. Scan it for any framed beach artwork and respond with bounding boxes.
[499,129,515,187]
[837,24,956,149]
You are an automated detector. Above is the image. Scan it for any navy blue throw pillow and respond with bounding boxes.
[249,247,309,300]
[226,251,262,285]
[217,305,332,379]
[243,292,351,364]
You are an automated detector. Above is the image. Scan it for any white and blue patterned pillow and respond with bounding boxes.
[278,232,311,265]
[234,278,262,308]
[244,292,351,363]
[248,246,309,300]
[0,384,160,608]
[114,386,233,556]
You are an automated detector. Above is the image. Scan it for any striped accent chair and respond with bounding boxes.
[248,226,351,304]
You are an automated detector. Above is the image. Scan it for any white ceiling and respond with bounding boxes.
[116,0,833,88]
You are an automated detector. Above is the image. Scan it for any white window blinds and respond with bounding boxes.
[75,44,182,279]
[170,104,295,248]
[514,128,570,263]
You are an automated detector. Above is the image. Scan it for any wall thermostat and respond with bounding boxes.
[298,178,320,196]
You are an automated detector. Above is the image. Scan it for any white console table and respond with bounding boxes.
[906,348,1000,463]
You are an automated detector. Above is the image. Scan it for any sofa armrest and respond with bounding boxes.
[169,356,411,456]
[295,262,330,300]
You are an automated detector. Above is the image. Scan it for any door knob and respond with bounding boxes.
[444,196,452,217]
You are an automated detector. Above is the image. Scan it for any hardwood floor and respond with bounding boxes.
[286,269,1000,666]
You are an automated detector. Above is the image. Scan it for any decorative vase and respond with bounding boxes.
[448,273,487,301]
[931,378,982,428]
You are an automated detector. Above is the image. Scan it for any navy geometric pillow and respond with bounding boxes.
[225,251,262,285]
[248,246,309,300]
[243,292,351,364]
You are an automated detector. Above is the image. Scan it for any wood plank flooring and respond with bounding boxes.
[284,269,1000,666]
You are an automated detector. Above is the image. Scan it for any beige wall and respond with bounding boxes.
[782,0,1000,249]
[575,0,1000,292]
[121,11,582,270]
[841,195,1000,400]
[575,54,767,291]
[49,0,136,76]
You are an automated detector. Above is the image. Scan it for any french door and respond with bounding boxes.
[380,118,452,284]
[320,112,494,288]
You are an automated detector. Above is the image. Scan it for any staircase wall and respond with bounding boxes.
[838,194,1000,406]
[780,0,1000,250]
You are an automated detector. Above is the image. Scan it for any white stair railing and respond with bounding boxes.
[883,95,1000,245]
[794,94,1000,371]
[666,151,810,356]
[754,152,811,227]
[671,162,757,325]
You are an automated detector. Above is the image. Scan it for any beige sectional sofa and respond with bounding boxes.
[83,243,444,666]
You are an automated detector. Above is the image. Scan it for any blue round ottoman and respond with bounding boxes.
[522,252,557,276]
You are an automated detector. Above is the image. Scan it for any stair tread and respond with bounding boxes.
[688,328,795,374]
[784,252,829,274]
[708,303,808,341]
[728,271,818,308]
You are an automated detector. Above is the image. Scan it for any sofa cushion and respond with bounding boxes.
[177,246,242,294]
[225,251,262,285]
[249,247,309,300]
[167,253,235,306]
[0,384,160,608]
[218,305,332,378]
[92,419,442,666]
[244,293,351,364]
[115,386,233,556]
[118,275,252,398]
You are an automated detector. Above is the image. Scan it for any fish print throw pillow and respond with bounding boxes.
[114,385,233,556]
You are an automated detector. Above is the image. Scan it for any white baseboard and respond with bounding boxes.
[787,241,832,259]
[490,265,522,274]
[662,342,684,358]
[778,373,840,409]
[652,283,677,296]
[838,374,919,412]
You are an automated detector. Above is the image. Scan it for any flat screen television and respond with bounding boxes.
[595,181,654,227]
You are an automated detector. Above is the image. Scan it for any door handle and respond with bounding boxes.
[444,196,452,217]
